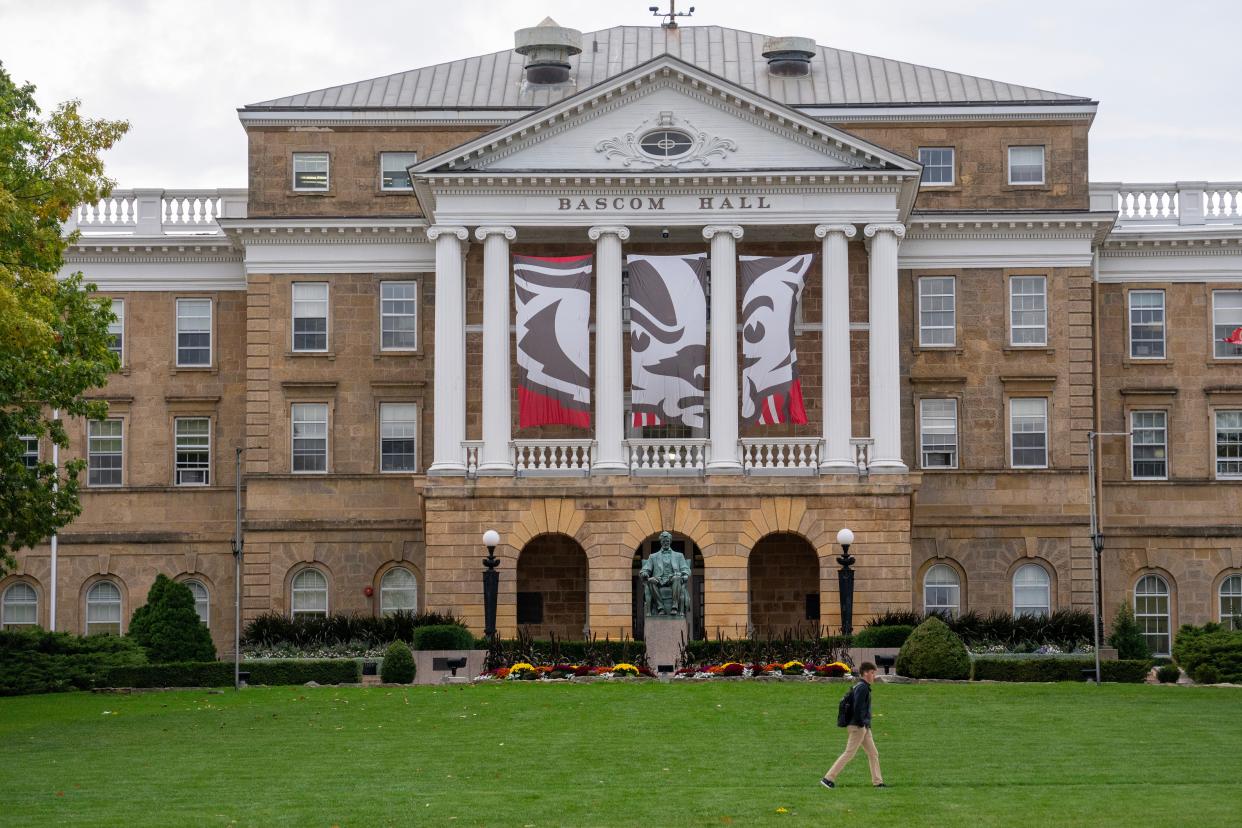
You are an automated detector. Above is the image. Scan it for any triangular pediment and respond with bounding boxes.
[414,56,918,176]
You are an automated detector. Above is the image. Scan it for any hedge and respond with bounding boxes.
[242,610,466,648]
[865,609,1093,651]
[971,657,1153,683]
[852,625,914,648]
[683,637,849,667]
[246,659,361,685]
[411,624,475,651]
[1171,623,1242,684]
[97,659,361,688]
[486,637,648,670]
[0,629,147,696]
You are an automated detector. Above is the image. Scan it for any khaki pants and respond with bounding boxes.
[825,725,883,785]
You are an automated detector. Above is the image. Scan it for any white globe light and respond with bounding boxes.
[482,529,500,547]
[836,528,855,547]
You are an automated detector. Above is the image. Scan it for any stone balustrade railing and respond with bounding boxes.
[65,188,248,236]
[739,438,822,475]
[625,439,709,475]
[512,440,593,476]
[1091,181,1242,227]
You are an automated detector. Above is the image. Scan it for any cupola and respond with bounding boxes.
[514,17,583,85]
[761,36,817,77]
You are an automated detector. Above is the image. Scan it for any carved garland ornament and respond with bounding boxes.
[594,111,737,169]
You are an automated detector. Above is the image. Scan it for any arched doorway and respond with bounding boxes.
[516,534,589,639]
[632,534,705,642]
[748,533,820,635]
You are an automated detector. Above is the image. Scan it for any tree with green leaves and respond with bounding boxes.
[1,61,128,573]
[128,575,216,663]
[1108,600,1151,660]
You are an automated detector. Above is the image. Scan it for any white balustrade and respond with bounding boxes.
[739,438,822,475]
[625,439,709,474]
[1204,184,1242,221]
[1091,181,1242,228]
[850,437,874,474]
[72,193,139,231]
[462,441,483,478]
[512,440,593,476]
[1117,184,1179,222]
[67,188,247,236]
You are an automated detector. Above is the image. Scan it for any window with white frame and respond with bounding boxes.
[380,567,418,615]
[292,283,329,352]
[918,276,956,346]
[86,580,122,635]
[1212,290,1242,358]
[918,147,955,185]
[20,435,38,470]
[1,582,38,628]
[1010,398,1048,468]
[175,298,212,366]
[291,569,328,618]
[107,298,124,366]
[380,152,418,190]
[292,152,329,191]
[1008,145,1045,184]
[1009,276,1048,346]
[291,403,329,473]
[380,281,418,350]
[1013,564,1051,617]
[174,417,211,486]
[1129,290,1165,359]
[923,564,961,617]
[1130,410,1168,480]
[1134,574,1170,655]
[1216,411,1242,479]
[379,403,418,472]
[1220,575,1242,629]
[920,398,958,469]
[88,419,123,486]
[184,579,209,625]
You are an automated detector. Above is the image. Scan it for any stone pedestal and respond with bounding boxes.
[644,616,690,674]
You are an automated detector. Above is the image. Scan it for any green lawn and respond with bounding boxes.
[1,681,1239,826]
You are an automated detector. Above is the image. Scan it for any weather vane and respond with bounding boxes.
[649,1,695,29]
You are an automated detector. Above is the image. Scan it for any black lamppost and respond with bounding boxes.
[482,530,501,640]
[836,528,856,637]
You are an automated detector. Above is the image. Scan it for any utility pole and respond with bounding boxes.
[230,448,244,690]
[1088,430,1130,685]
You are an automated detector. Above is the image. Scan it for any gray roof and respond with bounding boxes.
[245,25,1090,110]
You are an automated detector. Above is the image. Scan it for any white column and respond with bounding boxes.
[703,225,744,474]
[588,225,629,473]
[427,225,469,475]
[815,224,857,472]
[864,223,908,472]
[475,226,516,475]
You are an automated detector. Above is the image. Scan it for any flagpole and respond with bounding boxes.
[230,448,244,690]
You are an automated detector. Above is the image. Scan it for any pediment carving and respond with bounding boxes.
[594,111,737,170]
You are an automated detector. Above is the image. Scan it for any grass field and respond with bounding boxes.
[2,681,1240,827]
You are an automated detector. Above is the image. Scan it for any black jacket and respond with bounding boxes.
[849,680,872,728]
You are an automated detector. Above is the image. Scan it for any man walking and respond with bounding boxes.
[821,661,885,788]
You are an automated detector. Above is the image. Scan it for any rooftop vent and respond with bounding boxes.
[514,17,582,85]
[761,36,816,77]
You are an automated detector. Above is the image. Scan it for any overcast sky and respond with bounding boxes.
[2,0,1239,189]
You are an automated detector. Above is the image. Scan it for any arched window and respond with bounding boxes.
[1221,575,1242,630]
[86,580,123,636]
[291,569,328,618]
[1135,574,1171,655]
[380,567,418,615]
[1013,564,1051,618]
[184,579,209,626]
[1,582,38,628]
[923,564,961,617]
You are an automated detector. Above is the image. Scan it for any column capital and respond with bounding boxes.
[814,223,858,239]
[427,225,469,241]
[474,226,517,242]
[862,223,907,240]
[702,224,744,240]
[588,225,630,241]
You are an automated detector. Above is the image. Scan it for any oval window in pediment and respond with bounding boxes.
[639,129,693,159]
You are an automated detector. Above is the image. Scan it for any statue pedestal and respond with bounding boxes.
[644,616,689,674]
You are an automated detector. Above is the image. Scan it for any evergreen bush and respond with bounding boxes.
[0,628,147,695]
[1172,622,1242,683]
[380,641,416,683]
[852,625,914,648]
[971,657,1152,683]
[1107,600,1151,660]
[411,624,475,651]
[895,616,971,679]
[242,610,465,649]
[1156,664,1181,684]
[128,575,216,663]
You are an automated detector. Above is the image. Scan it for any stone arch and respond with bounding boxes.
[80,574,129,636]
[617,498,714,556]
[737,498,833,559]
[516,533,589,639]
[0,574,44,629]
[284,562,333,618]
[630,532,705,642]
[747,532,821,635]
[373,561,423,615]
[915,557,969,616]
[506,498,589,554]
[1005,557,1059,615]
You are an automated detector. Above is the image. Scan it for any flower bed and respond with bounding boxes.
[674,660,854,680]
[477,662,656,681]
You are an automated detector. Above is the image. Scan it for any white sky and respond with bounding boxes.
[2,0,1239,189]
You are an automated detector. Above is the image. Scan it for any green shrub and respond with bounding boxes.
[1107,600,1151,660]
[245,659,360,685]
[412,625,476,651]
[380,641,415,683]
[486,636,649,670]
[128,575,216,663]
[864,610,923,628]
[971,657,1152,683]
[1101,659,1154,683]
[242,610,465,649]
[1172,623,1242,684]
[681,636,849,669]
[896,617,970,679]
[1156,664,1181,684]
[1193,664,1222,685]
[853,625,914,648]
[0,628,147,696]
[98,662,234,688]
[864,609,1092,650]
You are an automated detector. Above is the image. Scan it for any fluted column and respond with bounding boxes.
[864,223,908,472]
[815,224,857,472]
[475,226,516,475]
[588,225,629,474]
[427,225,469,475]
[704,225,744,474]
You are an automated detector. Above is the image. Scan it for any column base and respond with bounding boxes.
[427,462,467,477]
[476,463,515,477]
[819,459,858,474]
[705,461,744,475]
[867,459,909,474]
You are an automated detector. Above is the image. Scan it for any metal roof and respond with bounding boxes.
[245,25,1089,111]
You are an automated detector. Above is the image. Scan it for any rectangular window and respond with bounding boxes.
[292,152,329,191]
[1129,290,1166,359]
[107,298,124,366]
[20,436,39,470]
[88,419,123,487]
[175,298,212,366]
[1131,411,1168,480]
[292,283,329,352]
[380,152,418,191]
[291,403,328,473]
[920,399,958,469]
[1008,145,1045,184]
[1010,398,1048,469]
[380,281,418,350]
[379,403,418,472]
[1010,276,1048,346]
[1213,290,1242,359]
[1217,411,1242,479]
[918,276,956,346]
[918,147,955,185]
[174,417,211,486]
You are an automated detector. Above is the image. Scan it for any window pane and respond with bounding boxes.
[86,581,122,635]
[1134,575,1170,655]
[184,580,209,625]
[1,582,38,627]
[1010,276,1047,345]
[1221,575,1242,629]
[1216,411,1242,478]
[918,147,954,185]
[292,403,328,472]
[380,567,418,614]
[1009,146,1045,184]
[88,419,123,486]
[107,298,124,365]
[1010,398,1048,468]
[1129,290,1165,359]
[380,403,418,472]
[293,283,329,351]
[20,435,38,470]
[918,277,956,346]
[291,569,328,616]
[176,298,212,366]
[380,152,418,190]
[1213,290,1242,358]
[1130,411,1167,479]
[293,153,329,190]
[923,564,960,617]
[381,281,418,349]
[175,417,211,485]
[920,398,958,469]
[1013,564,1050,617]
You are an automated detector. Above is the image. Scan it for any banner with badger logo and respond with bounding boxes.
[740,253,814,426]
[627,252,709,429]
[513,254,593,428]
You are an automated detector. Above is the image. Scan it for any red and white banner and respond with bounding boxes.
[740,254,814,426]
[514,254,593,428]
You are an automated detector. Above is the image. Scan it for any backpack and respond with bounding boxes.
[836,683,857,727]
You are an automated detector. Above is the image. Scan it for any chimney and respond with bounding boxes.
[515,17,583,85]
[761,36,816,77]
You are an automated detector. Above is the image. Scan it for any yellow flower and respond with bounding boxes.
[775,807,789,814]
[782,660,805,670]
[612,663,639,675]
